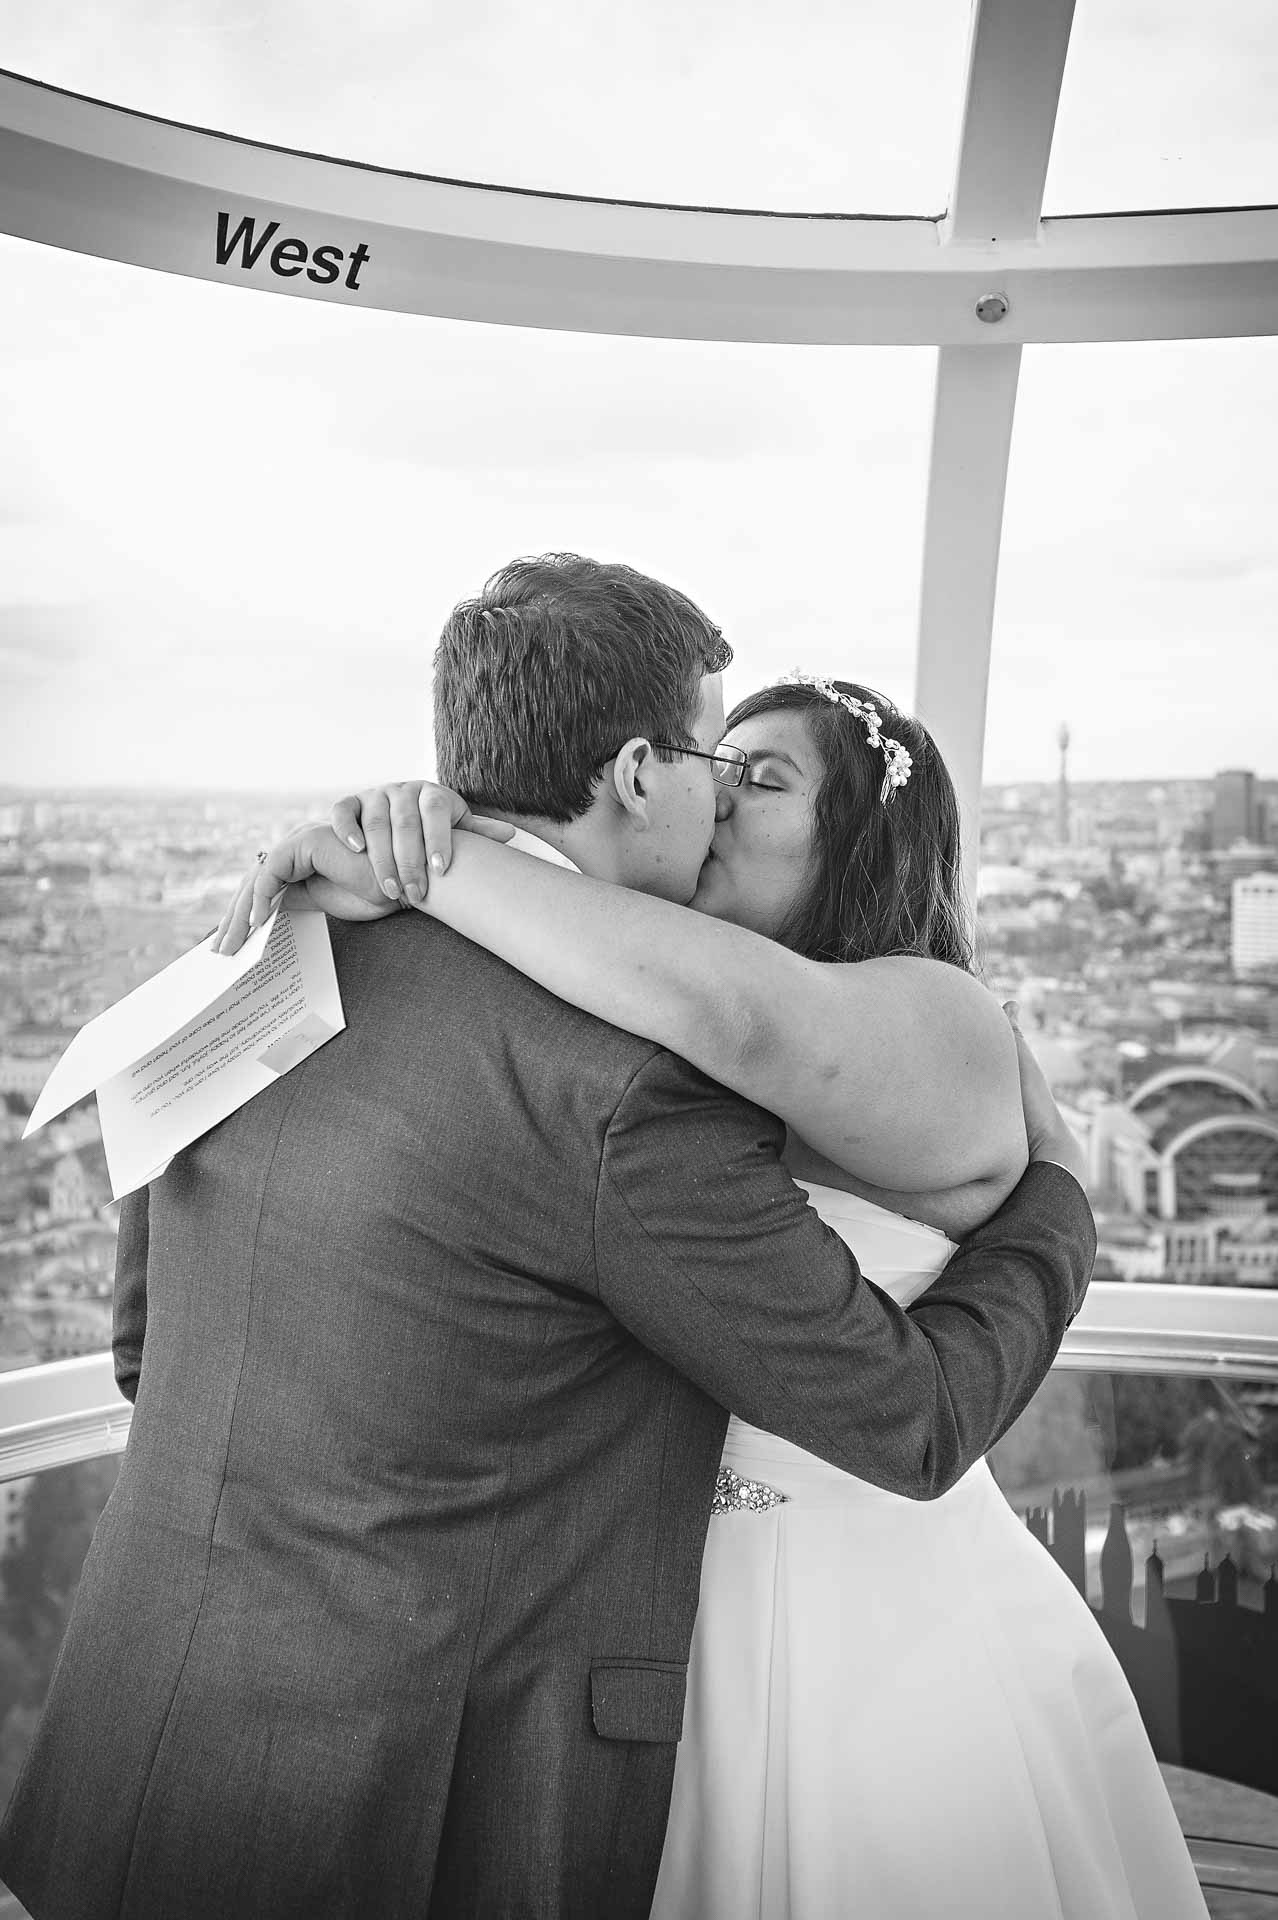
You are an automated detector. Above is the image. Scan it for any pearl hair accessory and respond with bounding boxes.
[775,672,913,803]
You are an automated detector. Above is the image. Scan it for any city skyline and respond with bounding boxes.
[1,765,1275,800]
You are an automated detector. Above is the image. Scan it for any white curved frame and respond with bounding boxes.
[2,2,1278,1471]
[3,24,1275,347]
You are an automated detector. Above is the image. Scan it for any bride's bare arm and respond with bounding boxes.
[222,795,1025,1196]
[401,834,1024,1198]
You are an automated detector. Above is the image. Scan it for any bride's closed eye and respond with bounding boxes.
[744,762,787,792]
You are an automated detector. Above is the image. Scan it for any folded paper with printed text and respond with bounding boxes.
[24,907,345,1199]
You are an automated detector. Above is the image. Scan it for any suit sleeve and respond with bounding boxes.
[593,1051,1094,1500]
[112,1186,150,1405]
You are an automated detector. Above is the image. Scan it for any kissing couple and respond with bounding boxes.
[1,555,1206,1918]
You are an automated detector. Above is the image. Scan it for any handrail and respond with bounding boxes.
[1186,1834,1278,1899]
[2,1284,1277,1484]
[0,1353,131,1483]
[1056,1283,1278,1379]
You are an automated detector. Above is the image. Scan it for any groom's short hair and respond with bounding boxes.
[433,553,732,823]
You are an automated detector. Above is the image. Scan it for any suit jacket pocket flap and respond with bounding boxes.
[590,1659,687,1743]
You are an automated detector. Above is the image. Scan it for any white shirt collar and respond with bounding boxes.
[506,827,581,873]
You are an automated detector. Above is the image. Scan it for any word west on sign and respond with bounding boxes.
[215,211,371,290]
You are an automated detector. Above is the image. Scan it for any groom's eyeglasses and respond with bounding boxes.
[643,742,749,787]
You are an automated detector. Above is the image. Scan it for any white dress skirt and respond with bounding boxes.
[651,1183,1208,1920]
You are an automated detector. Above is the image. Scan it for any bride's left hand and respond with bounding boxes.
[214,822,390,955]
[331,780,515,904]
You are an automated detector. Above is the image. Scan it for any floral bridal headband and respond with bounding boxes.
[775,672,913,803]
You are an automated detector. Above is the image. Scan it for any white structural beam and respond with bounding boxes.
[913,346,1022,900]
[946,0,1076,244]
[914,0,1076,901]
[2,70,1276,345]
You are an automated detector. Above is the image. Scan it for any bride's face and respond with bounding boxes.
[690,708,823,937]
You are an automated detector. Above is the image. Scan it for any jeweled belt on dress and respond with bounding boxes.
[711,1466,789,1515]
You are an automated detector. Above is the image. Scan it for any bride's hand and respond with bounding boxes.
[331,781,515,906]
[214,822,394,955]
[1003,1002,1087,1188]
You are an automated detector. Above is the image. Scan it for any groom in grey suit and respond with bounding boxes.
[0,555,1094,1920]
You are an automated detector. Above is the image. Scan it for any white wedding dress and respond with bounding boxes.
[651,1183,1207,1920]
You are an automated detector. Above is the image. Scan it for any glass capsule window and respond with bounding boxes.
[0,1,1275,1898]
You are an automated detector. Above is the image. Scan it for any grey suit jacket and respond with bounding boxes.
[0,912,1093,1920]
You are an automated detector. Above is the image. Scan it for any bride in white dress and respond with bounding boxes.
[652,1181,1204,1919]
[229,669,1207,1918]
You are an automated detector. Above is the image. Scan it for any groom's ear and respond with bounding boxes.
[609,737,654,827]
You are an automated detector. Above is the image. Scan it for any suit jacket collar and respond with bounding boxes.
[507,827,581,873]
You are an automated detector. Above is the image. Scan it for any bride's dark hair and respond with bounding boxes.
[726,680,973,971]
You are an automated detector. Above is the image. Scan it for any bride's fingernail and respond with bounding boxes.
[382,878,401,898]
[405,883,424,905]
[429,854,445,876]
[346,835,364,851]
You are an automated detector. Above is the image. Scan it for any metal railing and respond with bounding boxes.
[0,1352,130,1484]
[2,1281,1277,1485]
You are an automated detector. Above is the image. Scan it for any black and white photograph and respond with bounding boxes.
[0,2,1275,1914]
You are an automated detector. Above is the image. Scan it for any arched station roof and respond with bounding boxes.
[1160,1114,1278,1162]
[1129,1067,1266,1116]
[1154,1114,1278,1222]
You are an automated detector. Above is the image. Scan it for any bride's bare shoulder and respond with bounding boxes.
[826,953,1016,1052]
[798,955,1026,1211]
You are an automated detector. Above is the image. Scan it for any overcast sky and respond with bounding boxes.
[1,0,1275,791]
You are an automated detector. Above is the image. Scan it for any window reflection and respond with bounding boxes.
[0,1455,120,1814]
[990,1369,1278,1809]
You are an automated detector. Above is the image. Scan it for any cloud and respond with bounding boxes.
[0,0,968,211]
[1046,0,1278,212]
[238,321,931,474]
[0,603,95,681]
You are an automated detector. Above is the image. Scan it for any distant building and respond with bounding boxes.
[1258,795,1273,846]
[1233,874,1278,977]
[1213,769,1257,850]
[1163,1214,1278,1287]
[17,1296,114,1364]
[1215,842,1278,884]
[1095,1066,1278,1227]
[47,1152,91,1222]
[0,1475,32,1557]
[1092,1214,1166,1281]
[1056,724,1071,848]
[0,1051,53,1103]
[0,1023,80,1105]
